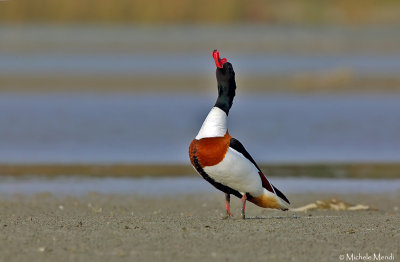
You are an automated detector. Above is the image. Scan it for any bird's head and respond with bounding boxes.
[212,50,236,114]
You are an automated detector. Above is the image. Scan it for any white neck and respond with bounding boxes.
[196,107,227,139]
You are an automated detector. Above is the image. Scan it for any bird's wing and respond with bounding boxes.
[229,138,290,204]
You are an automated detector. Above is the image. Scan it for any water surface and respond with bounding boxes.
[1,94,400,164]
[1,176,399,196]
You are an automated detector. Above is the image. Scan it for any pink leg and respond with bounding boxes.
[241,194,247,219]
[225,193,233,217]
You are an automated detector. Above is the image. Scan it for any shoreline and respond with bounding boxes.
[1,162,400,178]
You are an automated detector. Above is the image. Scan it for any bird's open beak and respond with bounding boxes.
[213,49,227,68]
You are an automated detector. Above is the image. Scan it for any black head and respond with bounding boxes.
[216,62,236,87]
[214,62,237,115]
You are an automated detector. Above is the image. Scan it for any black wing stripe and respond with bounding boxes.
[229,138,261,171]
[273,185,290,204]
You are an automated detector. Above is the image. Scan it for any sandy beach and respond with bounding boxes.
[0,192,398,262]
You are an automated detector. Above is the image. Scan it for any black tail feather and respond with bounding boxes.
[273,185,290,204]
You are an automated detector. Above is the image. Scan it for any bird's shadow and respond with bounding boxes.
[221,214,300,220]
[246,214,300,220]
[246,215,299,220]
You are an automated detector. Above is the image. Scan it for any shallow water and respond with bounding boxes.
[1,176,399,196]
[1,94,400,163]
[2,53,399,75]
[1,25,399,76]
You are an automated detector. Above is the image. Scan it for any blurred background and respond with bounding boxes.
[1,0,400,182]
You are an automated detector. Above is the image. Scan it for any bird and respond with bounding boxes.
[189,50,290,219]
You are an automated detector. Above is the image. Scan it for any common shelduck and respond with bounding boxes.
[189,50,290,219]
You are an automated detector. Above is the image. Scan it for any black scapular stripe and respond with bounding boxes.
[229,138,290,204]
[191,143,242,199]
[229,138,262,171]
[272,185,290,204]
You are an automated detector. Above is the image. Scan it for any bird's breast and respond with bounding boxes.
[189,132,231,168]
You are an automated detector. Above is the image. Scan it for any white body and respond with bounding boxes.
[204,147,264,197]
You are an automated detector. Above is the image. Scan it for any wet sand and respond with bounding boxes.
[0,192,399,262]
